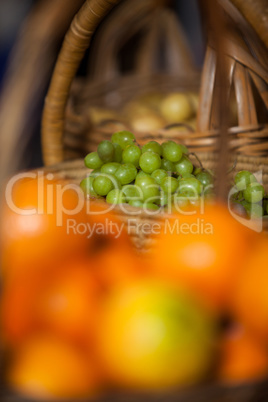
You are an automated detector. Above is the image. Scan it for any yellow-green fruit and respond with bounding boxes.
[160,93,193,123]
[97,281,217,390]
[130,113,166,133]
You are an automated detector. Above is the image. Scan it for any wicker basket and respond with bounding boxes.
[40,0,268,237]
[60,0,201,160]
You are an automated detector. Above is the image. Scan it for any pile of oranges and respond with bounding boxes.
[1,175,268,400]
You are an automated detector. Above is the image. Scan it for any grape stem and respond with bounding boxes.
[188,153,204,170]
[227,159,237,174]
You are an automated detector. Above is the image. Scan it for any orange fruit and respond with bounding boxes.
[1,272,43,347]
[7,335,100,399]
[36,259,99,344]
[1,257,99,347]
[1,176,89,279]
[148,203,252,311]
[232,237,268,341]
[96,279,217,391]
[218,324,268,383]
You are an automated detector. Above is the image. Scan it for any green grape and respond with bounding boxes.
[161,159,175,172]
[162,141,183,163]
[136,170,151,180]
[128,200,143,208]
[242,201,263,219]
[90,168,102,177]
[97,140,114,162]
[174,155,193,176]
[106,189,126,204]
[180,144,189,155]
[93,175,114,196]
[115,163,137,185]
[135,176,160,202]
[143,202,159,211]
[243,183,265,203]
[142,141,162,156]
[181,173,195,179]
[195,171,214,191]
[177,177,203,196]
[111,130,135,149]
[80,177,98,197]
[161,177,179,194]
[110,175,122,190]
[122,185,142,202]
[151,169,168,185]
[235,170,257,191]
[158,191,169,207]
[84,152,103,169]
[101,162,120,175]
[122,144,141,167]
[113,143,123,163]
[193,167,202,176]
[139,152,162,174]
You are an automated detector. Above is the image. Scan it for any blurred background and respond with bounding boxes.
[0,0,205,174]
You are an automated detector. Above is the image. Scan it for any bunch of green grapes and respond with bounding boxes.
[231,171,267,219]
[80,131,214,212]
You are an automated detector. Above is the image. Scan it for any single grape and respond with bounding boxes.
[243,183,265,203]
[101,162,120,175]
[174,155,193,176]
[90,168,102,177]
[115,163,137,185]
[128,200,143,208]
[80,177,98,197]
[122,185,142,202]
[122,145,141,167]
[195,171,214,192]
[139,152,162,174]
[135,176,160,202]
[162,141,182,163]
[93,175,114,196]
[161,177,179,194]
[181,173,195,179]
[142,141,162,156]
[136,170,151,180]
[84,152,103,169]
[111,130,135,149]
[151,169,168,185]
[235,170,257,191]
[113,143,123,163]
[177,177,203,196]
[143,202,159,211]
[97,140,114,162]
[106,189,126,204]
[161,159,175,172]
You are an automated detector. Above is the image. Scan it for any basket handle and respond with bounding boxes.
[88,0,157,82]
[41,0,121,166]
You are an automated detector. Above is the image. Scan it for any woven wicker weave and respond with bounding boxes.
[41,0,268,167]
[2,1,268,400]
